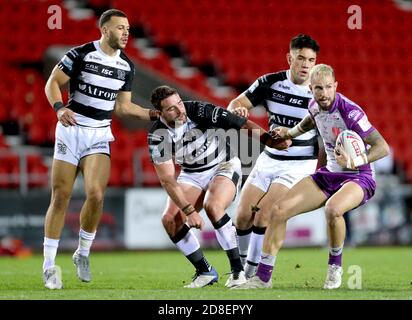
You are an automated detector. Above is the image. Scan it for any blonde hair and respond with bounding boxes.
[310,64,335,83]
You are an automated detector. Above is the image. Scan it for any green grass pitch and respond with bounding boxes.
[0,247,411,300]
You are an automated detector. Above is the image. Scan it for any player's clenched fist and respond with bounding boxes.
[232,107,249,118]
[271,126,291,139]
[186,211,205,230]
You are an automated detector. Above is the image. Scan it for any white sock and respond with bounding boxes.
[247,231,265,265]
[237,230,251,264]
[77,228,96,257]
[175,229,200,256]
[215,220,238,250]
[329,246,343,256]
[260,251,277,267]
[244,231,265,277]
[43,237,59,271]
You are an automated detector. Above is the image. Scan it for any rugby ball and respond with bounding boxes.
[336,130,366,158]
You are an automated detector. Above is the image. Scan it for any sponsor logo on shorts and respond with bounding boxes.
[85,142,109,152]
[91,144,108,150]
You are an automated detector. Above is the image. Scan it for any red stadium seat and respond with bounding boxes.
[0,153,20,188]
[27,123,48,146]
[26,154,49,188]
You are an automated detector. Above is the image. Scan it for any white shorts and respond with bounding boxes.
[246,152,317,192]
[53,122,114,166]
[177,157,242,195]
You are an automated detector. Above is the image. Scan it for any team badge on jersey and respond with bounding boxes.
[57,143,67,155]
[117,69,126,81]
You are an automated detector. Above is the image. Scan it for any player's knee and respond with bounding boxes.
[235,216,250,230]
[254,208,270,225]
[85,187,104,205]
[235,204,250,221]
[162,211,184,236]
[51,187,72,209]
[235,203,258,229]
[203,201,223,219]
[325,204,342,220]
[162,210,181,226]
[161,212,174,226]
[270,204,288,223]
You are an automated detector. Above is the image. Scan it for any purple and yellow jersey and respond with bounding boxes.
[308,93,376,173]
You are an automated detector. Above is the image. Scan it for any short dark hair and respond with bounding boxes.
[150,86,178,110]
[290,34,320,53]
[99,9,127,28]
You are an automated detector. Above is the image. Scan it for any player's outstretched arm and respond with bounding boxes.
[274,115,316,140]
[115,91,160,121]
[45,66,76,126]
[227,93,253,118]
[154,160,204,230]
[196,102,288,149]
[241,119,292,150]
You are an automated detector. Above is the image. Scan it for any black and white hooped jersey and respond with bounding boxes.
[58,40,134,127]
[148,101,247,172]
[245,70,318,160]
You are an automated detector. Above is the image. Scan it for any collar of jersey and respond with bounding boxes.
[160,117,190,139]
[93,40,120,59]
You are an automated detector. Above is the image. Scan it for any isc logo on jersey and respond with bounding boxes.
[336,130,366,158]
[289,98,303,105]
[102,68,113,76]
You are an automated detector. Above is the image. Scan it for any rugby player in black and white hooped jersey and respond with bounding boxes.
[42,9,159,289]
[147,86,290,289]
[227,35,322,279]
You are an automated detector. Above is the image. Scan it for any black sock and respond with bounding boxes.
[226,248,243,273]
[186,249,211,273]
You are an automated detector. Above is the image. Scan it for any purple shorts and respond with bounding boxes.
[311,167,376,206]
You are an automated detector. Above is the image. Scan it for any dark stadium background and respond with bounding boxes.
[0,0,411,255]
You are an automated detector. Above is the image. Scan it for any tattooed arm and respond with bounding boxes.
[361,130,390,164]
[335,130,390,169]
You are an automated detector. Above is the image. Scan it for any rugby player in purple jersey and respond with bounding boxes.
[234,64,389,290]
